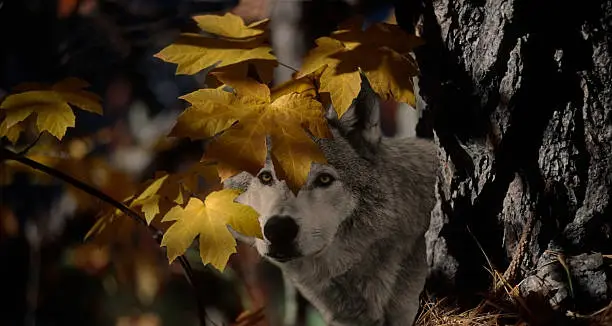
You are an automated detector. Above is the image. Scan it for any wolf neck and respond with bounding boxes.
[279,210,413,323]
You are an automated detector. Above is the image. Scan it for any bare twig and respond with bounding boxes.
[277,61,299,73]
[2,147,149,227]
[17,132,43,156]
[1,146,209,326]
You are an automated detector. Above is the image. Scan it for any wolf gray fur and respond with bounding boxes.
[224,73,438,326]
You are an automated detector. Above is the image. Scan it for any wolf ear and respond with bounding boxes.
[262,135,278,176]
[328,71,382,159]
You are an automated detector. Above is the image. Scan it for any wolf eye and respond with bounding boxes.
[315,173,335,187]
[258,171,273,185]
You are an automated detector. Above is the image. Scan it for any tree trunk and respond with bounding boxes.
[395,0,612,322]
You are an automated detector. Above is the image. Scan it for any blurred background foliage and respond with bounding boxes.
[0,0,400,325]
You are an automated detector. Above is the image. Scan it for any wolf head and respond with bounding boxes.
[228,73,389,262]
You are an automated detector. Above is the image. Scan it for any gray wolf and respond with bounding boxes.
[224,73,438,326]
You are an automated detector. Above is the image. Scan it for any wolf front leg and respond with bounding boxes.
[386,299,421,326]
[303,292,385,326]
[385,277,426,326]
[385,238,428,326]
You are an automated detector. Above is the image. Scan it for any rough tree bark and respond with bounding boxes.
[392,0,612,323]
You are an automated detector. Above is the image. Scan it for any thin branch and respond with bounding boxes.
[3,147,149,227]
[17,132,43,156]
[175,255,220,326]
[177,256,214,326]
[1,147,208,326]
[277,61,299,73]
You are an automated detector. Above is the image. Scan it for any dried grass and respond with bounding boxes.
[415,296,520,326]
[413,265,612,326]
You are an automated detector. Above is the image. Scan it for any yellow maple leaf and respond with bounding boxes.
[202,97,281,179]
[207,60,277,87]
[156,12,277,82]
[160,189,261,271]
[271,125,327,193]
[125,163,220,225]
[193,12,269,39]
[270,77,317,101]
[0,78,102,140]
[139,195,161,223]
[175,162,222,196]
[211,70,271,101]
[131,174,171,224]
[85,163,220,251]
[154,33,276,76]
[331,16,424,54]
[267,95,329,192]
[169,88,255,140]
[295,37,359,116]
[295,19,422,115]
[268,93,329,140]
[1,121,24,144]
[361,47,417,105]
[251,60,277,85]
[162,205,183,222]
[205,124,268,181]
[85,209,136,246]
[318,67,361,117]
[297,37,346,78]
[200,90,329,190]
[50,77,103,114]
[328,45,418,105]
[86,201,159,250]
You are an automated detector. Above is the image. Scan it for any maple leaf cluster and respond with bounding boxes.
[87,162,262,271]
[151,13,422,270]
[158,13,421,190]
[0,12,423,273]
[297,17,422,116]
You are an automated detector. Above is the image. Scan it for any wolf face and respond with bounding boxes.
[234,154,358,262]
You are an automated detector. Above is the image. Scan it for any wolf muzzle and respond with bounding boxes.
[263,215,301,261]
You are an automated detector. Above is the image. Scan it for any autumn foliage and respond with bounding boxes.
[0,12,421,273]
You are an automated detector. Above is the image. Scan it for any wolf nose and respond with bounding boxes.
[264,216,299,244]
